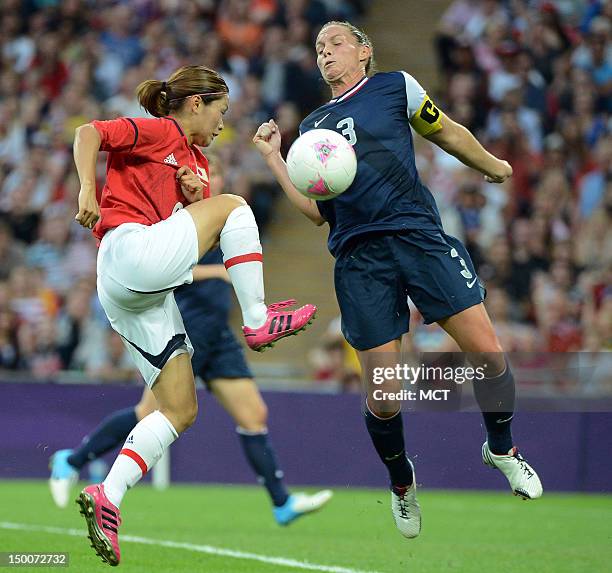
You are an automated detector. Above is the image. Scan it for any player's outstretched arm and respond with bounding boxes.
[73,123,102,229]
[253,120,325,226]
[424,115,513,184]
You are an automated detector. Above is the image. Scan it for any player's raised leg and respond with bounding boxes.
[210,378,333,525]
[185,196,316,352]
[359,340,421,539]
[438,303,543,499]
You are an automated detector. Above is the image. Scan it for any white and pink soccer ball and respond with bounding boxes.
[286,129,357,201]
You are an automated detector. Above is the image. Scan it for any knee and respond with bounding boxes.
[221,194,248,219]
[236,402,268,433]
[366,397,400,419]
[224,194,247,208]
[163,400,198,434]
[253,401,268,429]
[468,343,506,375]
[218,195,250,227]
[180,400,199,432]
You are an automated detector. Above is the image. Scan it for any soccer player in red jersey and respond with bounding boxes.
[72,65,316,566]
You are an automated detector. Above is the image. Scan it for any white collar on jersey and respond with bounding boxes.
[329,76,369,104]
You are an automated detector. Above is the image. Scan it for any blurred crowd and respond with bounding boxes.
[0,1,610,393]
[423,0,610,356]
[0,0,367,380]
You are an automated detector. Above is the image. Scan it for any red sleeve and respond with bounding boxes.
[92,117,166,153]
[92,118,138,152]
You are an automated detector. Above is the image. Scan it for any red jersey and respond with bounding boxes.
[91,116,210,241]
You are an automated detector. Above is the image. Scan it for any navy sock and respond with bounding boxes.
[67,407,138,470]
[473,364,515,454]
[364,408,413,487]
[237,429,289,507]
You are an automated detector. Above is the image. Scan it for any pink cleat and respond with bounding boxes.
[243,299,317,352]
[76,484,122,566]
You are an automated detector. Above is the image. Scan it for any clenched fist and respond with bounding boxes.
[484,160,513,184]
[176,165,204,203]
[75,184,100,229]
[253,119,281,159]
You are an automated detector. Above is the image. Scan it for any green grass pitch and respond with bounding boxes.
[0,481,610,572]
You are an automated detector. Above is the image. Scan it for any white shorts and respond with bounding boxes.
[96,208,199,387]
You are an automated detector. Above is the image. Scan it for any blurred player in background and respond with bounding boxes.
[50,155,331,525]
[254,21,543,540]
[73,65,316,566]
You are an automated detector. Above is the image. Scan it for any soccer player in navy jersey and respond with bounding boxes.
[49,156,332,525]
[253,21,543,539]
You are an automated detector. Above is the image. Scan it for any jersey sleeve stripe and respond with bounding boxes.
[126,118,139,151]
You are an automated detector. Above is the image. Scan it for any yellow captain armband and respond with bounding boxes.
[410,94,444,136]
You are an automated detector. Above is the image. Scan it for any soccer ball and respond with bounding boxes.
[286,129,357,201]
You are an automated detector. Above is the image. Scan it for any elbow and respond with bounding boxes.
[306,211,325,226]
[74,123,98,140]
[307,208,325,226]
[74,123,90,136]
[74,123,101,146]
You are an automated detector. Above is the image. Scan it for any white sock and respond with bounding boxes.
[102,410,177,507]
[220,205,267,328]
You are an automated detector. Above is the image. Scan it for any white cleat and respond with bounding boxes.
[391,460,421,539]
[482,442,543,500]
[48,449,79,508]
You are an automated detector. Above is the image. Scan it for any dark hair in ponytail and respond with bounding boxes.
[136,65,229,118]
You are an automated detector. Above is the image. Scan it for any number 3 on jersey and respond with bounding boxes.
[337,117,357,145]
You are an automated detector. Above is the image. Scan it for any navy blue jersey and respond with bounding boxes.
[174,248,231,326]
[299,72,444,257]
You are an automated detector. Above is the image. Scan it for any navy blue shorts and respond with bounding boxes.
[188,323,253,384]
[334,230,485,351]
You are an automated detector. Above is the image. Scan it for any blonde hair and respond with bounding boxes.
[319,21,376,75]
[136,65,228,118]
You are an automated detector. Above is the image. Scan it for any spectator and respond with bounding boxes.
[56,279,108,372]
[26,205,82,294]
[217,0,265,60]
[88,330,140,383]
[0,221,26,280]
